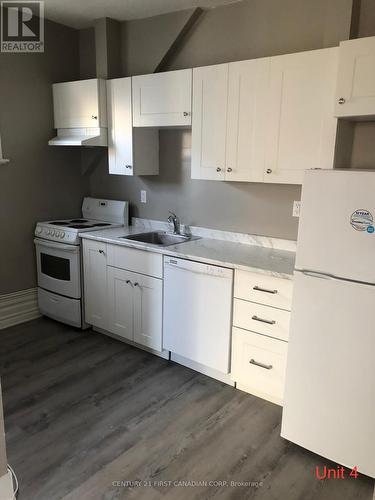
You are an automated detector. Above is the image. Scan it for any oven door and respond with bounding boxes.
[34,238,81,299]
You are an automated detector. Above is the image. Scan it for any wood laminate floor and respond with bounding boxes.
[0,318,373,500]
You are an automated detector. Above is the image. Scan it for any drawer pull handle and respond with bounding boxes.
[252,315,276,325]
[99,250,105,255]
[253,285,278,294]
[250,359,273,370]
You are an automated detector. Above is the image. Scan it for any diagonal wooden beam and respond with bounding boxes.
[154,7,203,73]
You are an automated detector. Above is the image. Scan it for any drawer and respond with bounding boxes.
[233,299,290,341]
[107,244,163,278]
[234,270,293,311]
[231,327,288,405]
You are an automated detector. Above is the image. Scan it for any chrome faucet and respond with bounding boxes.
[167,211,181,235]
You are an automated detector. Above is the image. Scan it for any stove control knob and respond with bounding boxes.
[46,230,51,235]
[55,231,60,237]
[60,232,65,238]
[36,227,42,235]
[51,230,55,236]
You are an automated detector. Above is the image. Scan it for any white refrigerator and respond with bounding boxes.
[281,169,375,479]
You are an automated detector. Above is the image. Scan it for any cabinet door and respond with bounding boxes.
[225,58,269,182]
[132,69,192,127]
[107,78,159,176]
[107,267,134,341]
[265,48,338,184]
[107,78,134,176]
[83,240,108,329]
[191,64,228,180]
[52,79,106,129]
[133,272,163,352]
[335,36,375,118]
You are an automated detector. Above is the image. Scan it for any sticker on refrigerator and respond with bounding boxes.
[350,209,374,232]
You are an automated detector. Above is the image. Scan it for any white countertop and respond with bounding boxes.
[80,226,295,279]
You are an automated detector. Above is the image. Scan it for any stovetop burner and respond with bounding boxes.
[69,224,95,229]
[70,219,88,223]
[50,221,70,226]
[92,223,111,227]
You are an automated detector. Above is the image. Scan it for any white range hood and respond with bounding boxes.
[48,128,107,147]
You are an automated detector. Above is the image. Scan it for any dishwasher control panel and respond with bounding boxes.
[164,256,232,278]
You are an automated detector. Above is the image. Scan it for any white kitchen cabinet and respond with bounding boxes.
[191,64,228,180]
[132,69,192,127]
[83,239,108,330]
[133,271,163,351]
[52,78,107,129]
[264,47,338,184]
[231,269,293,405]
[335,36,375,118]
[225,58,269,182]
[107,77,159,176]
[232,327,288,405]
[107,265,163,351]
[107,267,134,341]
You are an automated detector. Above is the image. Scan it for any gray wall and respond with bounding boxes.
[89,0,355,241]
[0,20,89,294]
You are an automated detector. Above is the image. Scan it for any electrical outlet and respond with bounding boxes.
[141,190,147,204]
[293,200,301,218]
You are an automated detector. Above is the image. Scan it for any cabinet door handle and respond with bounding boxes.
[183,111,191,116]
[216,167,222,172]
[98,250,105,255]
[134,282,140,287]
[250,359,273,370]
[91,115,98,120]
[266,168,272,174]
[126,280,132,286]
[338,97,346,104]
[125,165,132,169]
[252,315,276,325]
[227,168,232,173]
[253,285,278,294]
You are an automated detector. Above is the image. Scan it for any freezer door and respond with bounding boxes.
[281,271,375,478]
[296,169,375,283]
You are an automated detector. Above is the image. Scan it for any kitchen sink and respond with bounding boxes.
[120,231,199,247]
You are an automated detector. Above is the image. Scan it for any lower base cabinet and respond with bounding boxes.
[231,269,293,405]
[83,240,108,330]
[83,239,163,353]
[232,327,288,405]
[107,266,163,351]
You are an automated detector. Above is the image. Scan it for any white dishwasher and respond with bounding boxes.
[163,256,233,376]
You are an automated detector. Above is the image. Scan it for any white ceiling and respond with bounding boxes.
[44,0,240,29]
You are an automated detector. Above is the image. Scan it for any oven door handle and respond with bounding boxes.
[34,238,80,253]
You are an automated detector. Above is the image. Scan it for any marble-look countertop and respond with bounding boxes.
[80,226,296,279]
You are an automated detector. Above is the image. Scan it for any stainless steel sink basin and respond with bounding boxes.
[120,231,199,247]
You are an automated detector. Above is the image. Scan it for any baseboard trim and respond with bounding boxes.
[0,471,13,500]
[0,288,41,330]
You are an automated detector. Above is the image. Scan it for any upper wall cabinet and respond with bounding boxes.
[191,64,228,180]
[52,79,107,129]
[265,47,338,184]
[192,49,338,185]
[191,61,269,182]
[132,69,192,127]
[226,58,269,182]
[335,36,375,118]
[107,77,159,176]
